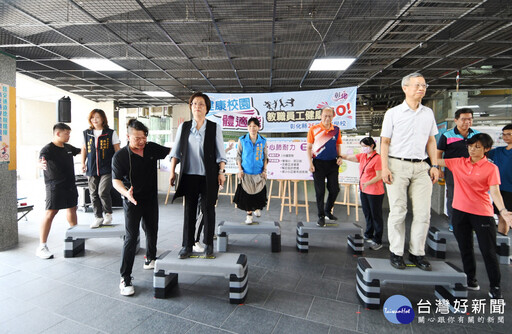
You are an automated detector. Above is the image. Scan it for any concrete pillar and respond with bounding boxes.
[0,51,18,250]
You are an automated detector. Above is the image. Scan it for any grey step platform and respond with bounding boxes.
[356,257,467,310]
[427,226,510,264]
[64,224,139,258]
[296,221,363,254]
[217,220,281,252]
[154,251,248,304]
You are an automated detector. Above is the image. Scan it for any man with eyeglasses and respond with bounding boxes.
[381,72,439,271]
[112,119,171,296]
[488,123,512,235]
[437,108,479,232]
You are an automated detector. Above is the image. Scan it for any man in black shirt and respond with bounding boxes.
[112,119,170,296]
[37,123,81,259]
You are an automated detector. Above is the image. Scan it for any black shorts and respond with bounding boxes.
[493,190,512,215]
[45,185,78,210]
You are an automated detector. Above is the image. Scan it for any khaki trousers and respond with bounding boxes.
[386,158,432,256]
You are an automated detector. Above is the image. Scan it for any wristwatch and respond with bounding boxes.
[218,169,226,174]
[431,165,439,169]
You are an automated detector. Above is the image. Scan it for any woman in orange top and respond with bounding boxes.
[340,137,385,250]
[439,133,512,299]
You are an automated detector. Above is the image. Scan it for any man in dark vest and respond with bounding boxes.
[169,92,227,259]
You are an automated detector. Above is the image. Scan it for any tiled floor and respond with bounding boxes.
[2,179,510,333]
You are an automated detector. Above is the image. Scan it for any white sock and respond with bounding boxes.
[40,243,47,248]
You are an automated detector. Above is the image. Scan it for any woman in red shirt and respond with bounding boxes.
[439,133,512,299]
[341,137,385,250]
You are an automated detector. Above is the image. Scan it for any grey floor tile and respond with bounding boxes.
[0,264,18,278]
[221,305,281,334]
[259,270,301,291]
[178,295,237,328]
[247,265,268,283]
[336,282,359,304]
[1,307,66,334]
[243,281,274,307]
[295,276,340,299]
[28,283,90,312]
[327,326,361,334]
[6,276,63,301]
[0,269,40,294]
[262,289,314,318]
[0,296,36,324]
[323,264,358,282]
[35,260,85,280]
[272,315,330,334]
[306,297,359,331]
[130,312,196,334]
[54,292,121,324]
[41,319,102,334]
[185,323,234,334]
[71,297,155,334]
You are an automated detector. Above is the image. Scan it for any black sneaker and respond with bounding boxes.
[467,278,480,291]
[489,286,503,299]
[408,254,432,271]
[390,253,406,270]
[178,247,191,259]
[316,216,325,227]
[325,213,338,221]
[204,244,214,257]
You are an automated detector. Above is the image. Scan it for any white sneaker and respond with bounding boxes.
[119,278,134,296]
[143,259,155,270]
[368,241,383,251]
[90,217,103,229]
[36,245,53,259]
[103,213,113,225]
[193,242,205,253]
[245,215,253,225]
[254,209,261,217]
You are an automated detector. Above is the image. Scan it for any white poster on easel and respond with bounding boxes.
[263,136,369,183]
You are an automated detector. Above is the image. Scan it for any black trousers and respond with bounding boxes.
[182,175,216,248]
[444,169,454,225]
[312,159,340,218]
[120,197,159,280]
[360,192,384,244]
[452,208,501,288]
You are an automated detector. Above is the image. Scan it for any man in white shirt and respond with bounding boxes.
[380,72,440,271]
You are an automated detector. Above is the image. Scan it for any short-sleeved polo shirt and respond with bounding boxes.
[356,152,384,195]
[437,127,479,159]
[307,123,342,160]
[380,101,438,160]
[445,157,500,216]
[488,146,512,193]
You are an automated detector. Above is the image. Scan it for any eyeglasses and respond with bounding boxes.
[131,136,147,142]
[190,102,206,107]
[458,118,473,122]
[405,83,429,89]
[502,132,512,137]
